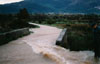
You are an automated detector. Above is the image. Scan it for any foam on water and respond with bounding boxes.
[26,40,96,64]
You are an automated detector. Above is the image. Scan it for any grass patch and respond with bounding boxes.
[67,24,94,51]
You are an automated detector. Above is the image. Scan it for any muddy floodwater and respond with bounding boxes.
[0,23,99,64]
[24,23,98,64]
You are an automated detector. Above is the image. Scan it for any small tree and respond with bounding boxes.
[10,8,30,29]
[17,8,30,20]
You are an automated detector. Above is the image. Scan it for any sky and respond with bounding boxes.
[0,0,23,4]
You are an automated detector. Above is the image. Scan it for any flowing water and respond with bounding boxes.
[26,40,95,64]
[24,23,99,64]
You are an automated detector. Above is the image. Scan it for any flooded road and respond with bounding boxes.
[22,23,97,64]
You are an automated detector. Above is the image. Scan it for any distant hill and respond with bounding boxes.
[0,1,54,14]
[0,0,100,14]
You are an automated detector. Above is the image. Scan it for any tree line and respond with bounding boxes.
[0,8,100,33]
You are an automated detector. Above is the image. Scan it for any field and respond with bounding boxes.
[0,8,100,49]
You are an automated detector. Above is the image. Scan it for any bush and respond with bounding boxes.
[67,24,94,51]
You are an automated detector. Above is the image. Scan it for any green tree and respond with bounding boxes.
[17,8,30,20]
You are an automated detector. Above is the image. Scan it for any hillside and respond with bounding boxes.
[0,0,100,14]
[0,1,54,14]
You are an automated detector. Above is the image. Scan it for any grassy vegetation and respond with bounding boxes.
[0,8,100,33]
[67,24,94,51]
[0,8,38,33]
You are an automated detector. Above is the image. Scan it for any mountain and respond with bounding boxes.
[31,0,100,14]
[0,0,100,14]
[0,1,54,14]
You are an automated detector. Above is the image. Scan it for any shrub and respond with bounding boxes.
[67,24,94,51]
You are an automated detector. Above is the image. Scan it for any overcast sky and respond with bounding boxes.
[0,0,23,4]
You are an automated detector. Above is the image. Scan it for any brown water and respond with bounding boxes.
[24,23,98,64]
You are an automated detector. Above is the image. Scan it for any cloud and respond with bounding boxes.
[0,0,23,4]
[95,6,100,10]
